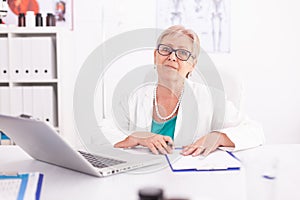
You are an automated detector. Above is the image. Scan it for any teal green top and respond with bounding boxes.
[151,116,177,140]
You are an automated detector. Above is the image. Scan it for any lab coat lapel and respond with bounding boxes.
[137,85,154,131]
[174,81,199,146]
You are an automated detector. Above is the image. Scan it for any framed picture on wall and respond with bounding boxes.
[4,0,74,30]
[157,0,230,53]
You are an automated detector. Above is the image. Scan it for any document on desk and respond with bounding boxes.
[166,149,241,172]
[0,172,44,200]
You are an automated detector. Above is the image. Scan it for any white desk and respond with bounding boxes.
[1,144,300,200]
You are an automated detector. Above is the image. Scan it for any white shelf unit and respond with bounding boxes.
[0,27,68,132]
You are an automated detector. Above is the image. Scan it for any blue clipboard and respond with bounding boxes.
[165,149,241,172]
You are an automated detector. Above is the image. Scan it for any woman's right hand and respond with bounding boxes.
[114,132,173,155]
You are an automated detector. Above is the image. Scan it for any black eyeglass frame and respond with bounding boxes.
[156,44,194,61]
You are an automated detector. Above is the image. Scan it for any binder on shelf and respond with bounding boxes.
[31,37,41,80]
[10,87,23,117]
[0,86,10,115]
[43,86,57,126]
[22,37,33,80]
[32,86,44,122]
[41,37,56,79]
[31,37,56,80]
[0,37,9,81]
[22,86,34,116]
[10,38,23,80]
[32,86,57,126]
[0,172,44,200]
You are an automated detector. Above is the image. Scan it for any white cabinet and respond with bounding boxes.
[0,27,71,132]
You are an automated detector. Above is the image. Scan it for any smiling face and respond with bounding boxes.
[154,33,196,82]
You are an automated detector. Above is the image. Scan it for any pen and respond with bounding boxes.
[262,175,276,180]
[166,141,173,148]
[226,151,241,161]
[166,141,183,150]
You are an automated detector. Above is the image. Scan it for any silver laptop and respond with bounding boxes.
[0,114,162,177]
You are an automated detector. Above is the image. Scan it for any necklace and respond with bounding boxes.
[154,84,184,121]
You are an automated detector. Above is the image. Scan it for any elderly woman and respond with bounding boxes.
[113,25,264,156]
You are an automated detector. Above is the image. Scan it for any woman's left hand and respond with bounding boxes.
[181,131,235,156]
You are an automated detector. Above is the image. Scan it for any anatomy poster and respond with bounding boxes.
[157,0,230,53]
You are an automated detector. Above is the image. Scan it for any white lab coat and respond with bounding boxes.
[99,80,265,151]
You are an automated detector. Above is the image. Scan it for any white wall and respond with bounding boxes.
[209,0,300,144]
[62,0,300,147]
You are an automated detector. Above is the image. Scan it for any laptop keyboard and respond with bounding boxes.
[78,151,126,169]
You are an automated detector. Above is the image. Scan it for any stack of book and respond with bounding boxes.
[0,131,13,145]
[0,172,44,200]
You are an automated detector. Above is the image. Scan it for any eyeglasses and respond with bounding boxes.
[157,44,193,61]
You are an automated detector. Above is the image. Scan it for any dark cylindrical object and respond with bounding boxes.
[139,187,164,200]
[35,13,43,26]
[18,13,26,27]
[46,13,56,26]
